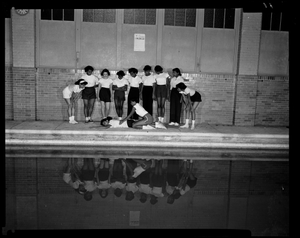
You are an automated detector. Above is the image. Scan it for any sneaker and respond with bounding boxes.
[89,118,93,122]
[73,120,78,124]
[180,124,189,128]
[174,122,179,126]
[191,125,195,130]
[169,122,175,126]
[69,120,77,124]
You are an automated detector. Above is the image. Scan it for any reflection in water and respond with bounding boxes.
[64,158,197,204]
[5,157,289,235]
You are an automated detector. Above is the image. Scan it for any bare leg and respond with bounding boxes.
[83,99,89,118]
[105,102,110,117]
[88,99,96,119]
[191,101,200,130]
[100,101,105,118]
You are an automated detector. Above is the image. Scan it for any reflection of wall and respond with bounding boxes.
[5,158,289,235]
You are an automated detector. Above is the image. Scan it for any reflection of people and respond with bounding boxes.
[124,159,139,201]
[120,98,154,129]
[62,158,86,195]
[173,160,197,200]
[81,158,97,201]
[138,167,151,203]
[81,65,99,123]
[150,160,166,205]
[110,159,126,197]
[166,159,182,204]
[95,159,111,199]
[176,82,202,130]
[63,79,88,124]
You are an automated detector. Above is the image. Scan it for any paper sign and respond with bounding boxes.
[129,211,140,226]
[134,34,145,51]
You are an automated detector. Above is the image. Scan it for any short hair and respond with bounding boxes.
[128,68,138,74]
[172,68,182,76]
[139,193,147,203]
[176,82,187,90]
[114,188,122,197]
[84,65,94,72]
[143,65,152,71]
[100,116,112,126]
[101,68,110,76]
[116,70,125,77]
[173,189,181,199]
[167,194,175,204]
[150,194,158,205]
[154,65,163,73]
[130,98,139,103]
[125,191,135,201]
[83,191,93,201]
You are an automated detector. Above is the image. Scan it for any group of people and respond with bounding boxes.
[63,158,197,204]
[63,65,202,130]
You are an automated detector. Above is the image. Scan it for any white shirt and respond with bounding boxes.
[81,74,99,87]
[154,73,169,85]
[170,76,184,89]
[128,75,142,88]
[151,187,164,197]
[179,184,191,195]
[99,77,113,88]
[109,119,128,128]
[138,184,152,194]
[113,78,129,88]
[96,180,111,189]
[63,173,83,189]
[111,181,125,189]
[134,103,148,117]
[166,183,175,195]
[126,182,139,193]
[179,87,196,96]
[142,75,156,86]
[84,180,97,192]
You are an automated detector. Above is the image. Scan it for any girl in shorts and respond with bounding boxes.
[153,65,171,123]
[81,65,99,123]
[97,69,113,119]
[176,82,202,130]
[112,70,129,120]
[120,98,154,129]
[127,68,142,120]
[110,159,127,198]
[81,158,97,201]
[141,65,156,116]
[95,158,111,199]
[63,79,87,124]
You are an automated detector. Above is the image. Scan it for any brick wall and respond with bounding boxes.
[12,67,36,120]
[255,76,289,126]
[5,66,13,120]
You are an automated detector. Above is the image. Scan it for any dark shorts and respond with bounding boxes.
[99,88,111,102]
[114,90,125,101]
[139,169,150,184]
[167,173,179,187]
[82,87,96,100]
[156,85,167,98]
[186,177,197,188]
[82,169,95,181]
[151,173,165,187]
[98,168,109,181]
[190,91,201,102]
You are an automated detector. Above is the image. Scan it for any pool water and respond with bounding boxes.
[5,156,289,236]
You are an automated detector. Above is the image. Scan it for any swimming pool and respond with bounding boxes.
[5,156,289,236]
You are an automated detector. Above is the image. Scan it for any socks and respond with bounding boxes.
[191,120,195,130]
[69,116,78,124]
[180,119,189,128]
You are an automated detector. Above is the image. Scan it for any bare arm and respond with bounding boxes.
[120,106,136,124]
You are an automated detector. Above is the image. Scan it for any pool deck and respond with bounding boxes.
[5,120,289,161]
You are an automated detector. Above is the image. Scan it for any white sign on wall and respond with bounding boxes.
[134,34,145,52]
